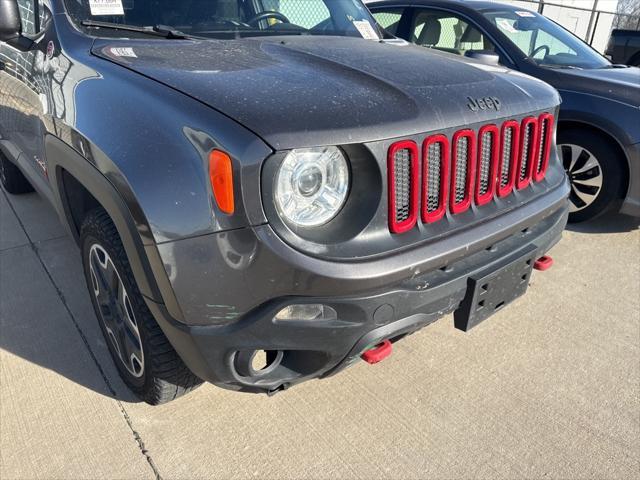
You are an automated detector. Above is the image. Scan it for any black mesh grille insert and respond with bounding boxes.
[500,127,514,188]
[454,137,469,204]
[426,142,442,213]
[520,122,535,181]
[537,119,547,174]
[478,131,494,196]
[394,149,412,223]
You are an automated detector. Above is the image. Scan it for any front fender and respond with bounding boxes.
[557,89,640,146]
[51,41,273,244]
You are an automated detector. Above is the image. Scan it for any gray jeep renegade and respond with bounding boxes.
[0,0,569,404]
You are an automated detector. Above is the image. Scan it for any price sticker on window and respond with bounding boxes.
[89,0,125,16]
[353,20,379,40]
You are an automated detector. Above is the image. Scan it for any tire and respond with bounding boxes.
[80,208,202,404]
[0,150,34,194]
[558,128,625,223]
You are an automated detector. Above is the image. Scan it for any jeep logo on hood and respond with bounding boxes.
[467,96,502,112]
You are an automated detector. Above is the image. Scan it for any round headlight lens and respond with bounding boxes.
[275,147,349,227]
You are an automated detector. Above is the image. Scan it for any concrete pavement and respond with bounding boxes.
[1,187,639,479]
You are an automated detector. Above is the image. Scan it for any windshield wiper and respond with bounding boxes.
[80,20,194,39]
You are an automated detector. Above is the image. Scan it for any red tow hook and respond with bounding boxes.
[361,340,393,364]
[534,255,554,271]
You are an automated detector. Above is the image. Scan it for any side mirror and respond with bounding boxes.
[0,0,42,51]
[465,50,501,66]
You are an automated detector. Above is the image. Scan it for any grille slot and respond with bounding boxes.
[537,120,547,174]
[394,149,411,223]
[450,130,475,214]
[500,127,514,188]
[426,142,442,213]
[387,141,418,233]
[422,135,449,223]
[454,138,468,203]
[520,123,533,180]
[475,124,500,206]
[533,113,554,182]
[478,131,493,196]
[517,117,538,189]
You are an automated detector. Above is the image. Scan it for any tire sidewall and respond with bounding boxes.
[558,129,624,223]
[81,231,147,391]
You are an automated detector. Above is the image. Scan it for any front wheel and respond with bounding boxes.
[81,208,202,404]
[558,129,625,223]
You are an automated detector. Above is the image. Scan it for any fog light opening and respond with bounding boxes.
[249,349,283,376]
[234,349,283,378]
[251,350,273,372]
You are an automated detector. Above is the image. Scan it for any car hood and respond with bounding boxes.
[551,66,640,108]
[93,36,559,150]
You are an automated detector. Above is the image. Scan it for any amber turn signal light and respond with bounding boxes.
[209,150,235,214]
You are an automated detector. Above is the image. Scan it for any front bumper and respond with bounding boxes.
[147,184,569,394]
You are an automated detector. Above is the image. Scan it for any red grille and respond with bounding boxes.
[387,140,419,234]
[422,134,449,223]
[450,130,476,214]
[534,113,555,182]
[516,116,539,190]
[388,113,554,233]
[475,124,500,206]
[497,120,520,198]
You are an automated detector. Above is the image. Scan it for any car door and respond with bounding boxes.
[0,0,49,187]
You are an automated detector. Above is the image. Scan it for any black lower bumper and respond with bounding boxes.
[147,202,568,395]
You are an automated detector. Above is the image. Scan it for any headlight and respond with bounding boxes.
[275,146,350,227]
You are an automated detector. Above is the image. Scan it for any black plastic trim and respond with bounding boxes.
[44,135,183,320]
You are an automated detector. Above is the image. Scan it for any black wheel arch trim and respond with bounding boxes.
[44,134,185,322]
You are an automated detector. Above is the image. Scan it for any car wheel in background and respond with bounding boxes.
[558,129,625,223]
[81,208,202,405]
[0,151,34,194]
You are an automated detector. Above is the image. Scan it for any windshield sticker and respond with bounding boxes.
[353,20,379,40]
[110,47,137,58]
[498,18,519,34]
[515,11,536,18]
[89,0,124,16]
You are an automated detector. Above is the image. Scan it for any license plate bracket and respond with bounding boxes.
[454,246,537,332]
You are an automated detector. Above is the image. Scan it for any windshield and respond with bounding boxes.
[483,9,610,69]
[64,0,381,40]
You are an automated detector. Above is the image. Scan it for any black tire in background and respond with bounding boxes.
[0,151,34,194]
[558,128,626,223]
[80,208,202,405]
